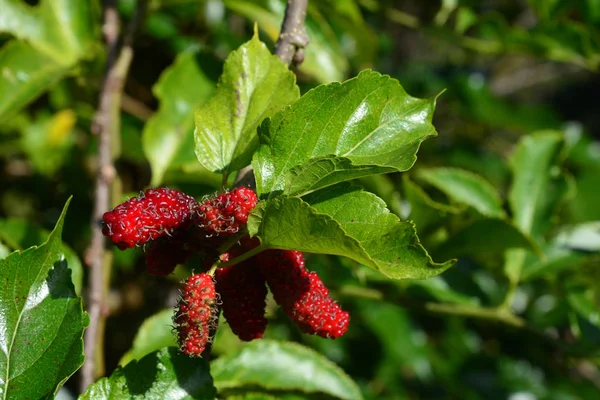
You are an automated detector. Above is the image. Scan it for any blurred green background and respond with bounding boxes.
[1,0,600,398]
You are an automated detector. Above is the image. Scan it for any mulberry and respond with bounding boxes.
[258,250,349,339]
[195,187,258,237]
[216,262,268,341]
[145,233,190,276]
[173,273,217,357]
[102,188,198,250]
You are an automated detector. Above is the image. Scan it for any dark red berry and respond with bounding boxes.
[145,234,190,277]
[173,273,217,357]
[216,261,268,341]
[218,235,261,264]
[258,250,349,339]
[102,188,198,250]
[195,187,258,237]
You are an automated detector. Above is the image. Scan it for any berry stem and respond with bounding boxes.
[217,230,249,255]
[207,263,219,277]
[221,172,229,191]
[218,243,268,268]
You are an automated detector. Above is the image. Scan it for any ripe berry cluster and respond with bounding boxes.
[102,186,349,357]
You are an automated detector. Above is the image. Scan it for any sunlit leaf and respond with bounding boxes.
[119,309,177,366]
[223,0,349,83]
[81,348,216,400]
[248,183,454,280]
[0,218,83,295]
[0,0,95,65]
[403,175,464,234]
[194,31,299,174]
[505,131,565,283]
[0,41,68,122]
[211,340,363,400]
[143,51,216,186]
[0,198,87,399]
[0,0,96,121]
[554,221,600,252]
[417,167,505,218]
[254,70,440,197]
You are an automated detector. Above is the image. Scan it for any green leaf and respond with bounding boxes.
[301,4,349,83]
[223,394,280,400]
[356,174,402,216]
[21,109,77,175]
[359,301,431,380]
[0,0,95,65]
[403,175,464,234]
[0,0,96,121]
[0,41,68,122]
[0,198,88,400]
[194,31,300,174]
[253,70,440,197]
[521,244,589,282]
[567,289,600,329]
[0,217,83,295]
[81,347,216,400]
[508,131,565,237]
[0,242,10,258]
[436,219,540,260]
[119,309,177,366]
[554,221,600,252]
[248,183,454,280]
[211,340,363,400]
[406,276,480,306]
[143,51,216,186]
[505,131,565,283]
[416,167,505,218]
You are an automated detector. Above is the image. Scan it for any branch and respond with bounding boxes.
[235,0,309,188]
[81,0,147,392]
[274,0,309,65]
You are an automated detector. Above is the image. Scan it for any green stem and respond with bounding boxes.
[424,303,526,328]
[216,230,248,255]
[340,285,526,328]
[218,243,268,268]
[221,172,229,191]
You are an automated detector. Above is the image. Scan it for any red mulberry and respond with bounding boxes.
[258,250,349,339]
[145,234,190,277]
[195,187,258,237]
[173,273,217,357]
[216,262,268,341]
[102,188,198,250]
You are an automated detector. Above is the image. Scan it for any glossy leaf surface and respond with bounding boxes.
[211,340,363,400]
[0,198,87,399]
[81,348,216,400]
[253,70,439,197]
[248,183,453,279]
[194,32,299,174]
[0,218,83,295]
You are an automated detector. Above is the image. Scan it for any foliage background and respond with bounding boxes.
[1,0,600,399]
